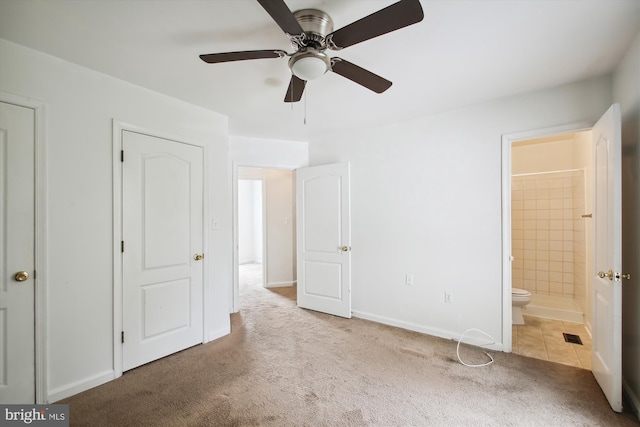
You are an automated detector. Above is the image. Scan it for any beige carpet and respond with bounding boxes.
[61,264,638,426]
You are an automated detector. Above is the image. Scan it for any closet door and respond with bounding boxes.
[122,130,204,371]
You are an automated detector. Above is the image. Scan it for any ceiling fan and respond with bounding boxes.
[199,0,424,102]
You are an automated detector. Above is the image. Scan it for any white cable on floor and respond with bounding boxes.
[456,328,496,367]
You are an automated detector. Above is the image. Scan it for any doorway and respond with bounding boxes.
[504,106,624,413]
[502,122,593,352]
[509,131,594,368]
[504,128,594,368]
[113,121,211,377]
[233,167,297,311]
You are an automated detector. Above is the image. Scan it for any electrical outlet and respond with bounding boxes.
[405,274,414,286]
[445,292,453,304]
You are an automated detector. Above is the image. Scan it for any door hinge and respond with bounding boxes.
[121,150,124,162]
[121,331,125,344]
[121,241,124,253]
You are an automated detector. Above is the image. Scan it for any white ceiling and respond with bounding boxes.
[1,0,638,141]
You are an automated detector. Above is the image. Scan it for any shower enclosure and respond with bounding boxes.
[511,170,587,322]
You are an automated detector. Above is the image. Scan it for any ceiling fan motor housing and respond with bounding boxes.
[292,9,334,49]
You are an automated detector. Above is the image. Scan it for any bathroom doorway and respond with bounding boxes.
[509,131,594,368]
[502,125,595,368]
[503,106,624,412]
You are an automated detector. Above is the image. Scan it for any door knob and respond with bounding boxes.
[194,253,204,261]
[341,246,350,252]
[615,272,631,281]
[14,271,29,282]
[598,270,613,280]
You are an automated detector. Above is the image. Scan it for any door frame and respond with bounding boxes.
[112,120,210,377]
[501,121,592,352]
[0,92,48,403]
[231,162,299,313]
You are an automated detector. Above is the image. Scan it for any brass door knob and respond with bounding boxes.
[615,272,631,281]
[598,270,613,280]
[341,246,350,252]
[14,271,29,282]
[194,253,204,261]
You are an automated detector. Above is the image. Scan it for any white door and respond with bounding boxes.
[296,163,351,318]
[122,131,204,371]
[0,102,35,403]
[592,104,623,412]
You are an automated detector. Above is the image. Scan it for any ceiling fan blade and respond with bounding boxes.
[199,50,286,64]
[284,75,306,103]
[327,0,424,50]
[257,0,304,36]
[331,58,392,94]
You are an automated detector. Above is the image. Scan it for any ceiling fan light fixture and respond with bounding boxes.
[289,50,330,81]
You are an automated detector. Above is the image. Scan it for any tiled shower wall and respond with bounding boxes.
[511,171,586,299]
[572,173,586,312]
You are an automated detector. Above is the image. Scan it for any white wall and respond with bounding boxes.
[264,169,296,287]
[251,181,264,263]
[238,180,263,264]
[613,31,640,418]
[0,39,232,402]
[512,138,575,174]
[230,136,308,169]
[308,76,612,347]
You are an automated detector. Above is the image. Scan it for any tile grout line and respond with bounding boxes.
[561,321,580,368]
[514,316,592,368]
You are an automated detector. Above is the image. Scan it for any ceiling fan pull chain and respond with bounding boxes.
[304,89,307,125]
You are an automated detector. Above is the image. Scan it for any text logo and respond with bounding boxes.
[1,405,68,426]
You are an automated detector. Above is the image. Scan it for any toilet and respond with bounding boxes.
[512,287,532,325]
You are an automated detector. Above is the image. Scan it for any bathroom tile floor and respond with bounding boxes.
[512,315,592,370]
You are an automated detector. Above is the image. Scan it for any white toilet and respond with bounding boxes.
[512,288,532,325]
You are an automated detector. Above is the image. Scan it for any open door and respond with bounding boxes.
[296,163,351,318]
[592,104,623,412]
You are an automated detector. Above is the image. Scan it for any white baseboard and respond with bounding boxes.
[351,310,504,351]
[48,370,115,403]
[623,377,640,421]
[48,327,231,403]
[207,325,231,343]
[266,280,296,288]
